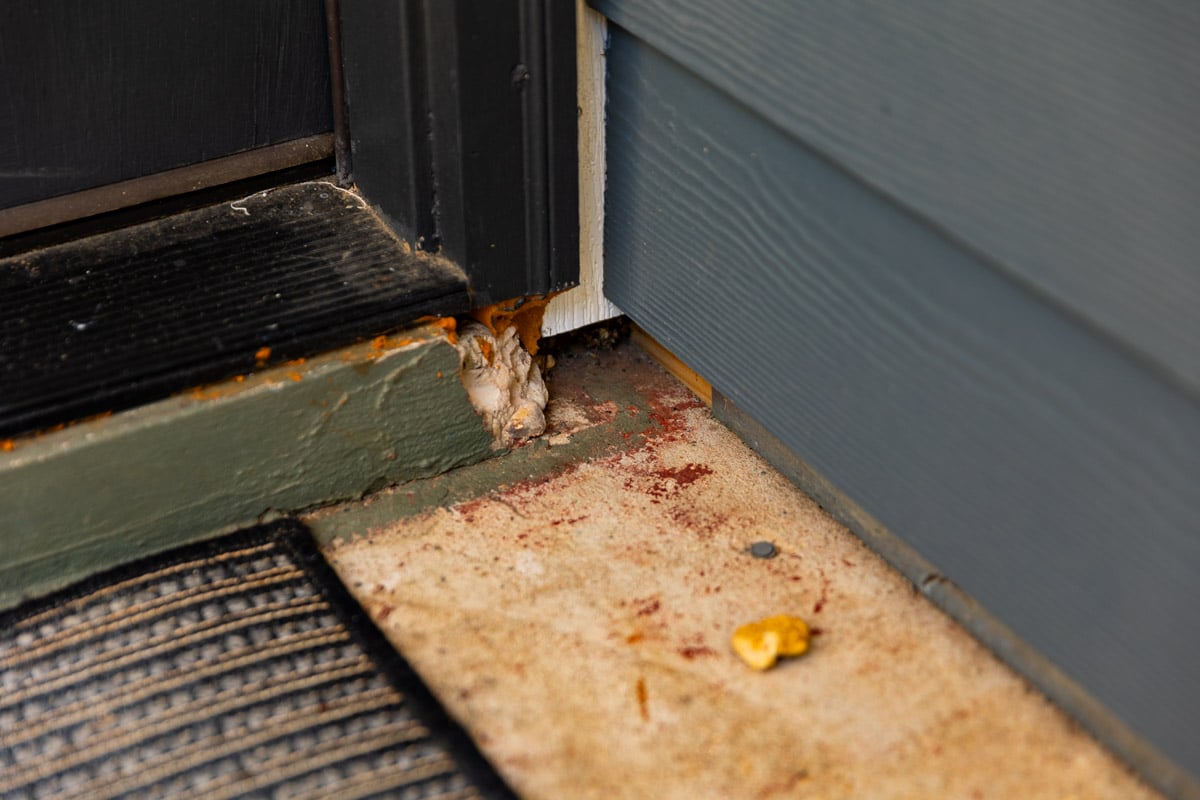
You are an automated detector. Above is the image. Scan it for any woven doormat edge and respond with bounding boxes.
[1,517,518,800]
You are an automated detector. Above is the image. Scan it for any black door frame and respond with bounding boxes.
[0,0,579,437]
[338,0,579,307]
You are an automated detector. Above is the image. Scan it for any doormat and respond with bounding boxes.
[0,519,514,800]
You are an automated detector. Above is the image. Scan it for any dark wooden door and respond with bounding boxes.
[0,0,333,227]
[0,0,579,439]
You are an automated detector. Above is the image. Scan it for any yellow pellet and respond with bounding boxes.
[731,615,811,671]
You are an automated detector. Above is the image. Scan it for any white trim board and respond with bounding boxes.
[542,2,622,337]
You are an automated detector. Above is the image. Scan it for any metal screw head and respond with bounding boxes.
[749,541,777,559]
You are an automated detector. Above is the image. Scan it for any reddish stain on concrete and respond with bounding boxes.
[646,462,713,500]
[316,339,1162,800]
[634,597,662,617]
[678,646,717,660]
[813,568,832,614]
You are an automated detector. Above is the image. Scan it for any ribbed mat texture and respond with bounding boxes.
[0,520,512,800]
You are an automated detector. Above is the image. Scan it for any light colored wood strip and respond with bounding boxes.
[630,324,712,406]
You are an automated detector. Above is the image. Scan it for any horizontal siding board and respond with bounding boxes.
[602,30,1200,781]
[593,0,1200,395]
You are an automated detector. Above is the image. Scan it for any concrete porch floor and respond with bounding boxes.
[306,335,1159,800]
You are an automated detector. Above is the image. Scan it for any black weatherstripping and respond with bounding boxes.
[339,0,580,306]
[0,182,469,438]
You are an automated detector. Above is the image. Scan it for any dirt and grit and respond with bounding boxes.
[309,337,1158,800]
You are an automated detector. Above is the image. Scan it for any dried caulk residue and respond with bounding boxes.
[455,322,548,448]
